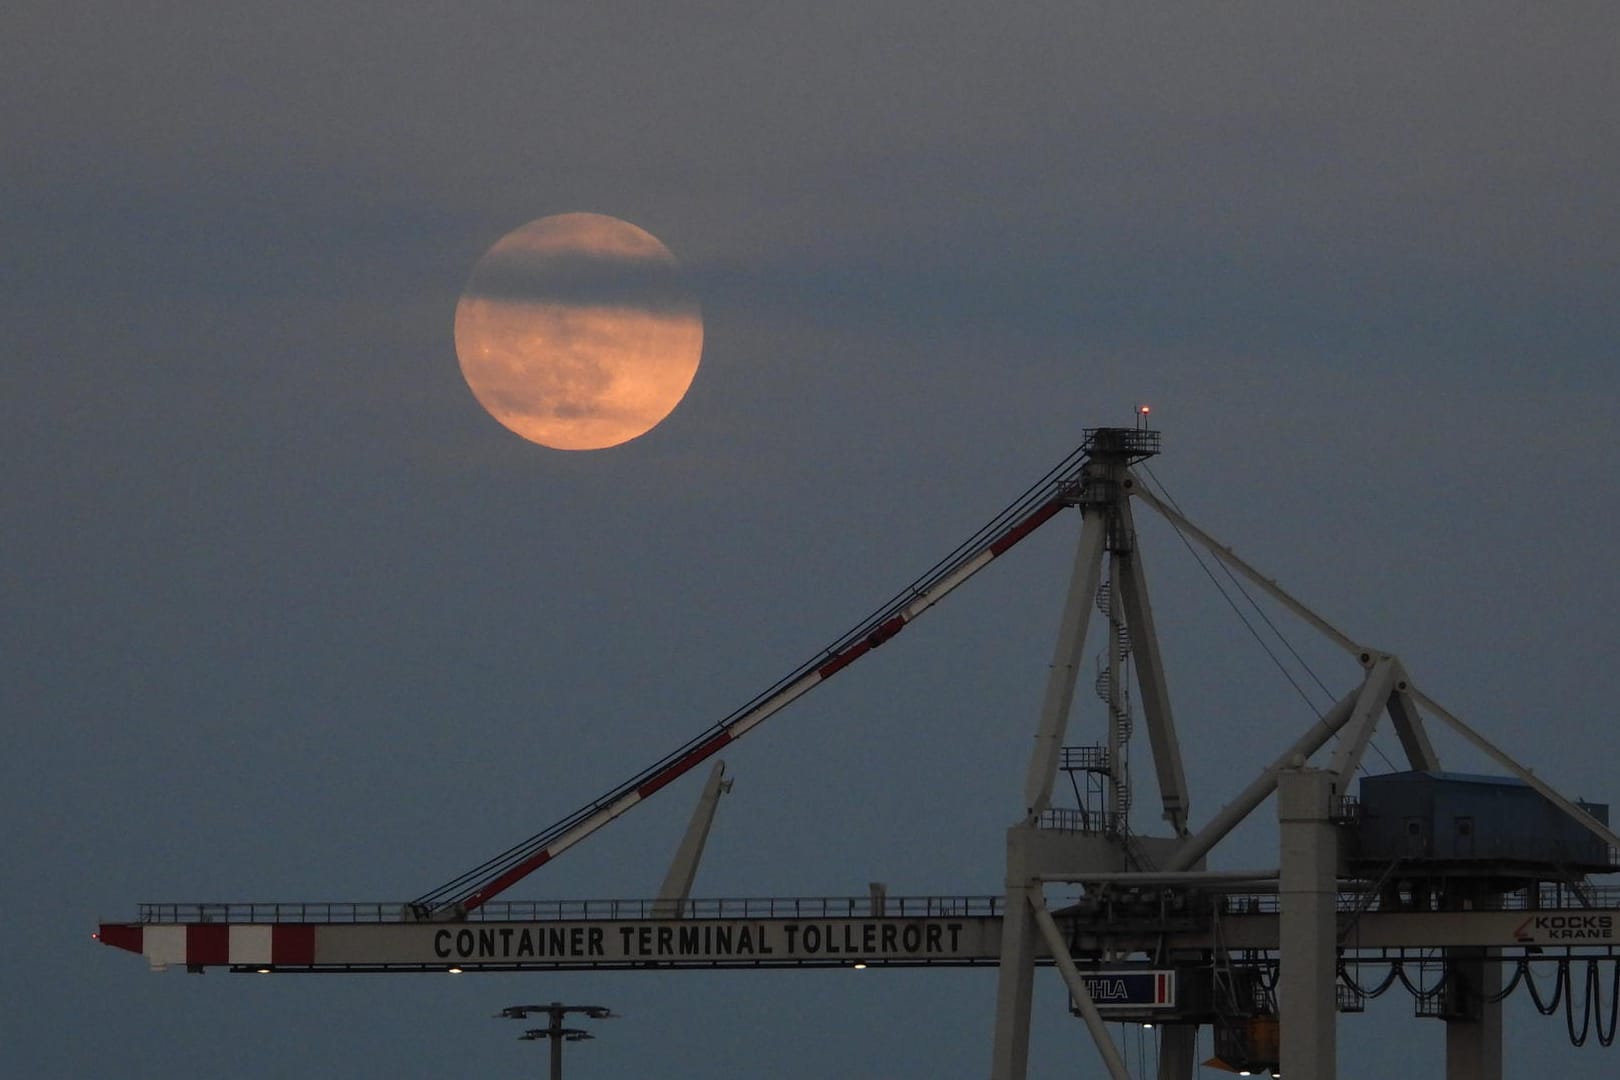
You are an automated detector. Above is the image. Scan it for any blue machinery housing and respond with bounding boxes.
[1354,771,1612,872]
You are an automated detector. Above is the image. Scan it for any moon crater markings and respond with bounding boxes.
[454,213,703,451]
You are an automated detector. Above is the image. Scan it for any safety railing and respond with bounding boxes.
[132,882,1620,926]
[134,895,1007,925]
[1038,807,1123,835]
[1216,881,1620,916]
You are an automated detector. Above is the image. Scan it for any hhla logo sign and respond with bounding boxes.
[1514,913,1615,943]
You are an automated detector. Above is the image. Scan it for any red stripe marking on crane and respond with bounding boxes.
[817,613,908,679]
[96,923,142,955]
[463,728,735,910]
[186,924,229,966]
[817,643,865,679]
[272,925,316,966]
[865,614,906,648]
[988,499,1063,556]
[463,850,555,911]
[636,729,734,799]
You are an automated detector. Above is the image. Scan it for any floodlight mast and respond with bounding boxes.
[499,1002,615,1080]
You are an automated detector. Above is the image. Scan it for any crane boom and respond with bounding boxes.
[416,439,1103,915]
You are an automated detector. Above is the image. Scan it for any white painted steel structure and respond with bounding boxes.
[97,428,1620,1080]
[106,892,1620,968]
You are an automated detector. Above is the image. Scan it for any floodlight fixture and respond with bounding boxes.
[499,1001,616,1080]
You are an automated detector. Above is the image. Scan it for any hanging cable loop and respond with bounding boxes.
[1339,960,1403,999]
[1597,959,1620,1047]
[1395,958,1450,1000]
[1487,958,1527,1004]
[1568,959,1597,1047]
[1525,958,1569,1016]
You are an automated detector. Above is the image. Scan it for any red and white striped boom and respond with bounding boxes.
[415,438,1108,915]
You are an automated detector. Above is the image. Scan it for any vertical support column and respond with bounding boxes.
[1156,1024,1197,1080]
[999,503,1110,1078]
[1443,947,1503,1080]
[990,836,1039,1080]
[1278,766,1338,1080]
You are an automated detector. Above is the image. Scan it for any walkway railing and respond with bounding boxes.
[135,895,1008,925]
[132,881,1620,925]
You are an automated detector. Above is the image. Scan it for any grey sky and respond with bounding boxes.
[6,3,1619,1076]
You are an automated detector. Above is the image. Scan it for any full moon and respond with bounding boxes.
[454,213,703,450]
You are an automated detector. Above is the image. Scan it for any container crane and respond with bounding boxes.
[98,427,1620,1080]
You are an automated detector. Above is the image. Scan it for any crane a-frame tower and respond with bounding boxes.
[98,427,1620,1079]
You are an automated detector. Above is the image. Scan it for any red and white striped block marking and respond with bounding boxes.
[97,923,315,969]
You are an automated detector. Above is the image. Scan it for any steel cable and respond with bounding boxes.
[1599,960,1619,1047]
[1525,958,1568,1016]
[1487,958,1527,1003]
[1339,960,1403,999]
[414,439,1099,909]
[1568,959,1595,1047]
[1395,958,1450,1000]
[1565,958,1620,1048]
[1136,464,1400,775]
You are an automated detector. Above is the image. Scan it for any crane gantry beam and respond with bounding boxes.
[97,892,1620,972]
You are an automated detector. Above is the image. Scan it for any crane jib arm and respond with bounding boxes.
[445,491,1073,913]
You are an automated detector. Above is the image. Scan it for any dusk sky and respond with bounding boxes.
[6,4,1620,1076]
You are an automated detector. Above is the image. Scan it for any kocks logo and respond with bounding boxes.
[1514,914,1615,942]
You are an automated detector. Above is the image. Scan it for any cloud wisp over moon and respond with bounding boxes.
[454,213,703,451]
